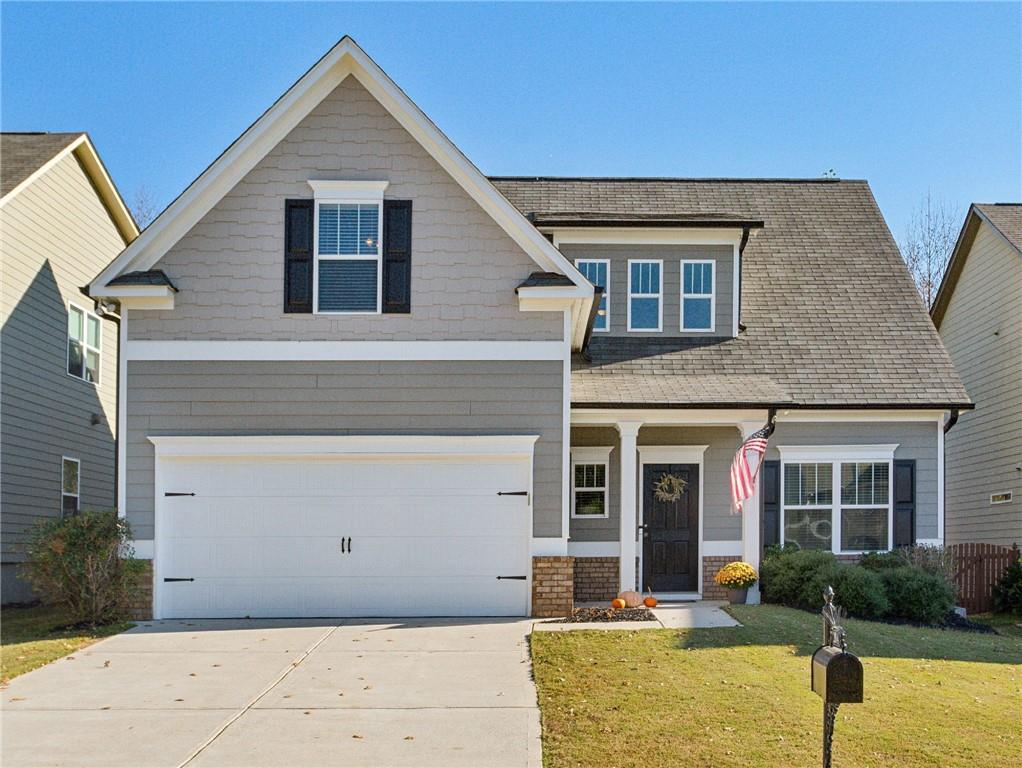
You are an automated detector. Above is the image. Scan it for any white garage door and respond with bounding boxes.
[153,436,535,619]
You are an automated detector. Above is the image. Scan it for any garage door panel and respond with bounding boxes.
[157,449,532,618]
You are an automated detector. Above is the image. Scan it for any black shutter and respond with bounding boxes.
[893,460,916,547]
[761,460,780,549]
[284,199,313,313]
[382,200,412,314]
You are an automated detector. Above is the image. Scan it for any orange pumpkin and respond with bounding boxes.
[644,596,658,608]
[619,590,642,608]
[611,598,626,610]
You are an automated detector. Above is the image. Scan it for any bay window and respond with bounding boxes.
[779,446,896,553]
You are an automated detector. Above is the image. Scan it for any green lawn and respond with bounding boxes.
[1,605,132,684]
[973,613,1022,638]
[531,605,1022,768]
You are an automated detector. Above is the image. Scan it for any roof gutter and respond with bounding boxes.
[943,408,960,434]
[737,226,752,332]
[579,286,605,361]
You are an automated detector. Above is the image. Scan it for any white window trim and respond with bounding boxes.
[777,445,898,554]
[309,180,388,315]
[627,258,663,332]
[61,456,80,516]
[990,492,1013,505]
[67,302,102,385]
[680,259,716,333]
[574,258,610,332]
[571,446,612,519]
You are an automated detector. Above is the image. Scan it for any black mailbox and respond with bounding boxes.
[811,645,863,704]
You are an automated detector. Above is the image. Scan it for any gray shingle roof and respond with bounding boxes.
[0,132,82,198]
[107,270,178,291]
[976,203,1022,252]
[517,271,576,289]
[491,177,971,409]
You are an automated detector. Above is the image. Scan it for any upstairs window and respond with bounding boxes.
[681,261,715,331]
[67,303,101,384]
[61,457,80,516]
[309,180,388,314]
[315,202,381,313]
[628,259,662,331]
[575,259,609,331]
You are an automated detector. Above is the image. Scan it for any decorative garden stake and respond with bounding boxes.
[810,586,863,768]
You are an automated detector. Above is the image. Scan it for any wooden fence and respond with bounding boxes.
[950,542,1020,614]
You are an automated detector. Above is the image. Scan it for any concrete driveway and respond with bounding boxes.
[1,618,541,768]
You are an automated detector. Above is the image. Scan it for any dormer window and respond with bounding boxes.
[575,259,609,331]
[627,259,662,332]
[681,260,715,332]
[308,180,388,314]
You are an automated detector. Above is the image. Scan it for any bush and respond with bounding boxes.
[797,562,890,619]
[881,567,955,624]
[760,548,837,606]
[858,551,904,572]
[993,558,1022,616]
[897,544,955,583]
[21,510,143,625]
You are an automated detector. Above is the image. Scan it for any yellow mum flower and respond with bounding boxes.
[714,561,758,589]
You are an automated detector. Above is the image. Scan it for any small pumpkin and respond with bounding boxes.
[644,596,658,608]
[619,590,642,608]
[610,598,626,610]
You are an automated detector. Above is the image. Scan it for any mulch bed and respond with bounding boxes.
[550,607,657,623]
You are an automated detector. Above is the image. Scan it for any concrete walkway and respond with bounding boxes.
[532,601,742,632]
[1,618,541,768]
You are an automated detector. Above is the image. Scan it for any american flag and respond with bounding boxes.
[730,423,773,513]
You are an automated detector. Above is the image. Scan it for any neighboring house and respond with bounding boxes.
[1,132,138,602]
[88,38,969,620]
[931,204,1022,547]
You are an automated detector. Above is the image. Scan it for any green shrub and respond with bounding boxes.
[21,510,144,625]
[760,548,837,606]
[858,551,904,572]
[993,558,1022,616]
[881,567,955,624]
[897,544,955,583]
[829,565,890,618]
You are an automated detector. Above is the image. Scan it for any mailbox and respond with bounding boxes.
[811,645,863,704]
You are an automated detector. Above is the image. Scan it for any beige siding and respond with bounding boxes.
[940,222,1022,546]
[125,360,564,540]
[128,76,561,342]
[0,151,124,581]
[560,244,734,337]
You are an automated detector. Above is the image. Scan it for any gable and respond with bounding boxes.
[126,76,564,342]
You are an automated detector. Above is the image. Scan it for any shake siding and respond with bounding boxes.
[569,426,742,543]
[560,244,734,337]
[940,222,1022,546]
[0,151,123,574]
[765,422,940,541]
[128,76,561,342]
[125,361,564,540]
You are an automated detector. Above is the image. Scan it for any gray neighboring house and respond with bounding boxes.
[932,204,1022,547]
[0,132,138,602]
[89,38,969,620]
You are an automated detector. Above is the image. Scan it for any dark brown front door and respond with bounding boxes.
[642,463,699,593]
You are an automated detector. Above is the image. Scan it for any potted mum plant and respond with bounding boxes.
[714,561,758,605]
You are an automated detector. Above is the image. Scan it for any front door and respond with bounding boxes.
[642,463,699,593]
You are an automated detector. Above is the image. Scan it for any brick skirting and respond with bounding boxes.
[702,555,742,600]
[125,559,153,621]
[532,556,574,617]
[573,557,619,602]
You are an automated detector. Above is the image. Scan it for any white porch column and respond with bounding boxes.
[616,421,643,593]
[739,421,763,604]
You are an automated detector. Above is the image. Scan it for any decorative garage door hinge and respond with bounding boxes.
[163,577,194,582]
[496,575,527,580]
[496,491,528,496]
[164,492,196,497]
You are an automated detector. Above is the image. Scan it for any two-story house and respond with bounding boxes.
[1,132,138,602]
[932,204,1021,547]
[88,38,969,619]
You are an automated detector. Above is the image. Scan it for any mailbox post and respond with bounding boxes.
[810,586,863,768]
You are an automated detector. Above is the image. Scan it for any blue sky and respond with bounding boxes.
[2,2,1019,241]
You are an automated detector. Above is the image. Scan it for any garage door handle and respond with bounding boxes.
[164,492,195,497]
[347,537,352,553]
[497,491,528,496]
[496,575,527,580]
[163,577,194,582]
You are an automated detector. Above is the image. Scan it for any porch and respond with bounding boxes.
[568,409,771,604]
